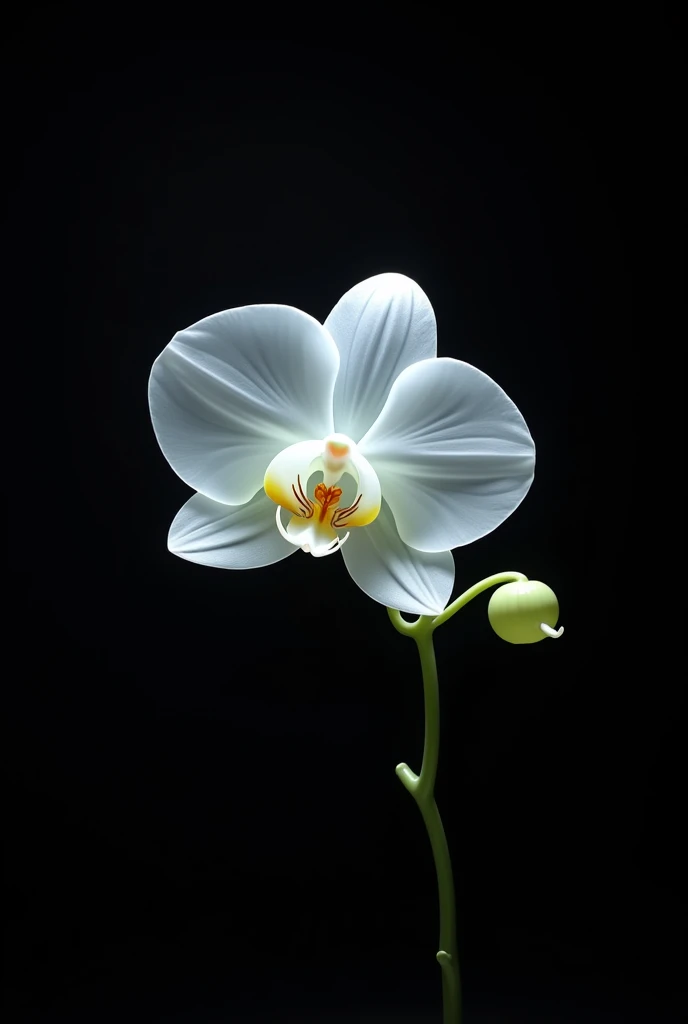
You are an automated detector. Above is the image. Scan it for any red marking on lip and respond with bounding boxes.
[313,482,343,523]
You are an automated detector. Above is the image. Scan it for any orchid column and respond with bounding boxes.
[149,273,560,1024]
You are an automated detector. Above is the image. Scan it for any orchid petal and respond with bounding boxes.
[341,500,455,615]
[325,274,436,442]
[149,305,340,505]
[359,357,535,552]
[168,489,297,569]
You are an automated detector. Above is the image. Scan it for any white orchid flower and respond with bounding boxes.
[149,273,535,616]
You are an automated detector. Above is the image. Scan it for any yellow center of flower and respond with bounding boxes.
[264,434,382,558]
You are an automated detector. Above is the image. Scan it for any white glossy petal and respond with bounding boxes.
[341,500,455,615]
[149,305,340,505]
[325,274,437,442]
[168,489,297,569]
[359,358,535,552]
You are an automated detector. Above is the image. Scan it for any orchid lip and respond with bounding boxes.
[274,506,350,557]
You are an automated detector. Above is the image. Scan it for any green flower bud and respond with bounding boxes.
[488,581,563,644]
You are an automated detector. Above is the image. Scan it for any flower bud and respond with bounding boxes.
[488,581,562,644]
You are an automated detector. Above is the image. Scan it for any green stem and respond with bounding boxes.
[387,571,529,1024]
[389,612,461,1024]
[432,571,528,629]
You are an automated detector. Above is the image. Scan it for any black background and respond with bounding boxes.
[6,12,684,1024]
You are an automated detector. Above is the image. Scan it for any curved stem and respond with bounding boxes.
[387,572,530,1024]
[432,571,528,629]
[390,614,461,1024]
[415,626,441,800]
